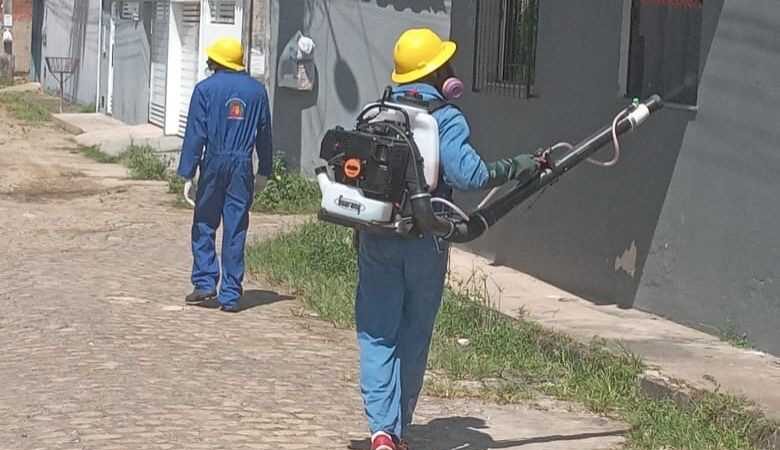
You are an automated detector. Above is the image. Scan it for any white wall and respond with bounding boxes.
[198,0,243,78]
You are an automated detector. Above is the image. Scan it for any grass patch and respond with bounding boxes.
[78,103,96,113]
[75,151,322,211]
[252,156,320,215]
[246,221,356,326]
[0,92,53,123]
[80,146,121,164]
[247,221,779,450]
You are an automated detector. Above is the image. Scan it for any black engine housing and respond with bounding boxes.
[319,124,414,204]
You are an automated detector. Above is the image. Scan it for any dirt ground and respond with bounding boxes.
[0,107,127,198]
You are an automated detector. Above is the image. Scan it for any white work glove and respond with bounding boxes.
[254,175,268,194]
[183,178,196,207]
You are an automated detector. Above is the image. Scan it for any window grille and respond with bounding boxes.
[210,0,236,25]
[118,1,140,21]
[626,0,703,106]
[473,0,539,99]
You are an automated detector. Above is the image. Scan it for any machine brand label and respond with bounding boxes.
[336,195,365,215]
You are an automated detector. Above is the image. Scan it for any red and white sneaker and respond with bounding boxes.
[371,432,396,450]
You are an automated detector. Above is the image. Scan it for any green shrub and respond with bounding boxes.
[253,156,321,214]
[124,145,169,181]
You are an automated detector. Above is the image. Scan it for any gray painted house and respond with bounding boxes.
[30,0,101,106]
[33,0,264,129]
[268,0,780,355]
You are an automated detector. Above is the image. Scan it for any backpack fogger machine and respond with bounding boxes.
[315,88,664,243]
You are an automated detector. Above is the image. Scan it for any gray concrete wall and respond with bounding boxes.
[450,0,690,308]
[634,0,780,354]
[269,0,451,173]
[449,0,780,354]
[41,0,100,105]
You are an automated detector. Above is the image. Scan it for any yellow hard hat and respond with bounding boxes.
[391,28,457,84]
[207,37,245,71]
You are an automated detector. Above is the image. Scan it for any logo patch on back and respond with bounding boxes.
[226,98,246,120]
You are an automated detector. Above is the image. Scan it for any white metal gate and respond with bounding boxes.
[149,1,170,127]
[177,2,201,137]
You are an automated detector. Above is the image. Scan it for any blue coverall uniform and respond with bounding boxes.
[356,83,490,438]
[177,70,273,308]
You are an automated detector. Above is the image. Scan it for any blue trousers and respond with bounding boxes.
[356,232,449,438]
[191,155,254,306]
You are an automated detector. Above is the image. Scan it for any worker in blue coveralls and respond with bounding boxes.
[360,28,549,450]
[355,29,549,450]
[177,37,272,313]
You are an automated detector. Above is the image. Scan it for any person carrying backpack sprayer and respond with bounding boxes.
[178,37,273,312]
[356,28,547,450]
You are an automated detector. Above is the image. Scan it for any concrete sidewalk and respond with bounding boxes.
[51,113,183,169]
[448,247,780,421]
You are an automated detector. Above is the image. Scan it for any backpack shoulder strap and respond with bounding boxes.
[392,89,459,115]
[425,99,459,114]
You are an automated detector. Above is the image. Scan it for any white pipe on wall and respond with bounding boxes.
[95,0,102,112]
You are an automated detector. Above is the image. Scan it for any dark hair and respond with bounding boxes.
[207,58,231,72]
[416,62,455,89]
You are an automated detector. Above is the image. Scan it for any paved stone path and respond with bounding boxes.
[0,108,626,450]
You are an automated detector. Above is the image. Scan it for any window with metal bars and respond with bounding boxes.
[626,0,703,107]
[210,0,236,24]
[473,0,539,99]
[118,1,140,21]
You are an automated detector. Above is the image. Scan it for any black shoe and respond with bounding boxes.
[194,298,221,309]
[185,289,217,305]
[219,303,241,313]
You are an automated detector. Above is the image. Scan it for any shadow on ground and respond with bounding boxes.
[238,290,295,312]
[349,417,628,450]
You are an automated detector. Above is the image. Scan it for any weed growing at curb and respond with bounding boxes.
[80,144,178,185]
[719,320,753,349]
[80,146,121,164]
[124,145,170,180]
[247,221,779,450]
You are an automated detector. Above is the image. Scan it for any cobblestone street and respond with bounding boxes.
[0,109,626,450]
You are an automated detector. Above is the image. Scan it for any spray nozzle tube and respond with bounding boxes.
[437,95,664,243]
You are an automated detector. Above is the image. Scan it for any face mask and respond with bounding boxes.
[441,77,464,100]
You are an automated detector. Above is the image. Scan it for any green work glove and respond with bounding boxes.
[485,154,541,188]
